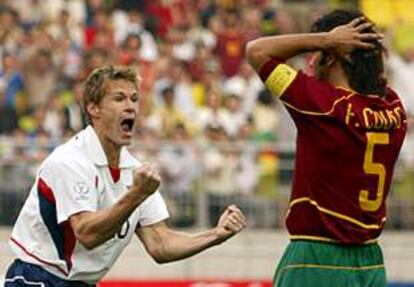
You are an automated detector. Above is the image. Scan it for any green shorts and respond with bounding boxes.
[273,240,386,287]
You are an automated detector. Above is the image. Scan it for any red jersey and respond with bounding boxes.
[260,59,407,244]
[215,31,246,78]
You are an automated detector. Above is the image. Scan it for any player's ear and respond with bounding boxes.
[87,102,100,119]
[325,53,338,67]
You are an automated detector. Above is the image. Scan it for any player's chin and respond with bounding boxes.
[118,134,133,146]
[117,128,134,145]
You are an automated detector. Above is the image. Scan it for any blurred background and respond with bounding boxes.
[0,0,413,286]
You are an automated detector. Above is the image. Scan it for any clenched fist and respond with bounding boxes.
[131,163,161,199]
[216,205,246,241]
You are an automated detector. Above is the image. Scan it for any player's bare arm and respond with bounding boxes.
[246,17,383,71]
[70,164,161,250]
[136,205,246,263]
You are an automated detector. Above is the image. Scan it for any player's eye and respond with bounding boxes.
[113,93,125,101]
[131,94,139,102]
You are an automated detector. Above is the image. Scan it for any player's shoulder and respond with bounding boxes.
[360,86,404,106]
[385,86,402,101]
[41,132,93,173]
[121,148,142,170]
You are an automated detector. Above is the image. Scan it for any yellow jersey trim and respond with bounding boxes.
[265,64,297,97]
[336,86,355,93]
[288,197,387,230]
[275,263,384,286]
[280,92,355,116]
[289,235,378,245]
[335,87,385,99]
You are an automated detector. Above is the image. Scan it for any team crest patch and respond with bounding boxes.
[73,182,90,200]
[265,64,297,97]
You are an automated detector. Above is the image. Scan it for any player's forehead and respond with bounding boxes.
[103,78,138,96]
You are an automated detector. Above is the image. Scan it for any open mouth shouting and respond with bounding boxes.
[120,116,135,138]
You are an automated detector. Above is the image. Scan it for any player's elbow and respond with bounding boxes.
[76,233,100,250]
[246,40,266,70]
[152,255,170,264]
[147,245,171,264]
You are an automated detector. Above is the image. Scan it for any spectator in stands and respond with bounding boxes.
[202,123,236,226]
[0,80,18,134]
[169,61,196,119]
[81,47,112,79]
[214,9,247,78]
[241,5,262,42]
[65,79,87,132]
[223,61,264,115]
[0,52,24,109]
[42,90,67,139]
[84,8,115,51]
[118,33,141,65]
[23,48,58,109]
[387,46,414,117]
[222,94,246,138]
[145,84,193,139]
[196,89,231,135]
[47,9,84,48]
[146,0,173,39]
[55,34,82,81]
[252,89,280,142]
[158,123,198,227]
[113,9,159,62]
[187,11,217,50]
[170,26,197,63]
[0,6,22,57]
[131,126,162,171]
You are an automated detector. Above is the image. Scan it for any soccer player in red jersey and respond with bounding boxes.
[246,9,407,287]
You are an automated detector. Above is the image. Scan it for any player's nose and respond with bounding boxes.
[124,98,138,112]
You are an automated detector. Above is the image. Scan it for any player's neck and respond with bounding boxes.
[102,141,121,168]
[94,127,121,168]
[327,67,351,90]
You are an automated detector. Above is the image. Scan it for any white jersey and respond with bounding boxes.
[9,126,169,284]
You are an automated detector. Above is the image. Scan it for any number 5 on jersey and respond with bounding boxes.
[359,132,389,212]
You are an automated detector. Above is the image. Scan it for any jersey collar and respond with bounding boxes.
[84,125,137,169]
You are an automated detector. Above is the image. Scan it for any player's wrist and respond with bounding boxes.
[208,227,224,245]
[124,187,148,206]
[215,226,233,244]
[318,32,333,50]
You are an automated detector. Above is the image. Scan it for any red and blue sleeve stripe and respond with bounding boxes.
[37,178,76,274]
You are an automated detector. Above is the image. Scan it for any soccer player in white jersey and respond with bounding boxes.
[5,66,246,286]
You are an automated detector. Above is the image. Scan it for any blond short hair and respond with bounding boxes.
[82,66,139,123]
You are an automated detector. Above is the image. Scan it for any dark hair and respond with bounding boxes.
[311,9,387,97]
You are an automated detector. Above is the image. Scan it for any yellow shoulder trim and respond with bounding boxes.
[265,64,297,97]
[280,92,355,116]
[287,197,386,230]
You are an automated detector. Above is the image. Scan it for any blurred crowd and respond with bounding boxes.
[0,0,413,227]
[0,0,297,142]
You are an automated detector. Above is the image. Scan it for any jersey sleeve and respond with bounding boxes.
[259,58,348,116]
[137,191,170,227]
[39,159,98,224]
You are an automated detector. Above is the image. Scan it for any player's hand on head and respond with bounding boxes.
[326,16,383,59]
[216,204,246,241]
[132,163,161,198]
